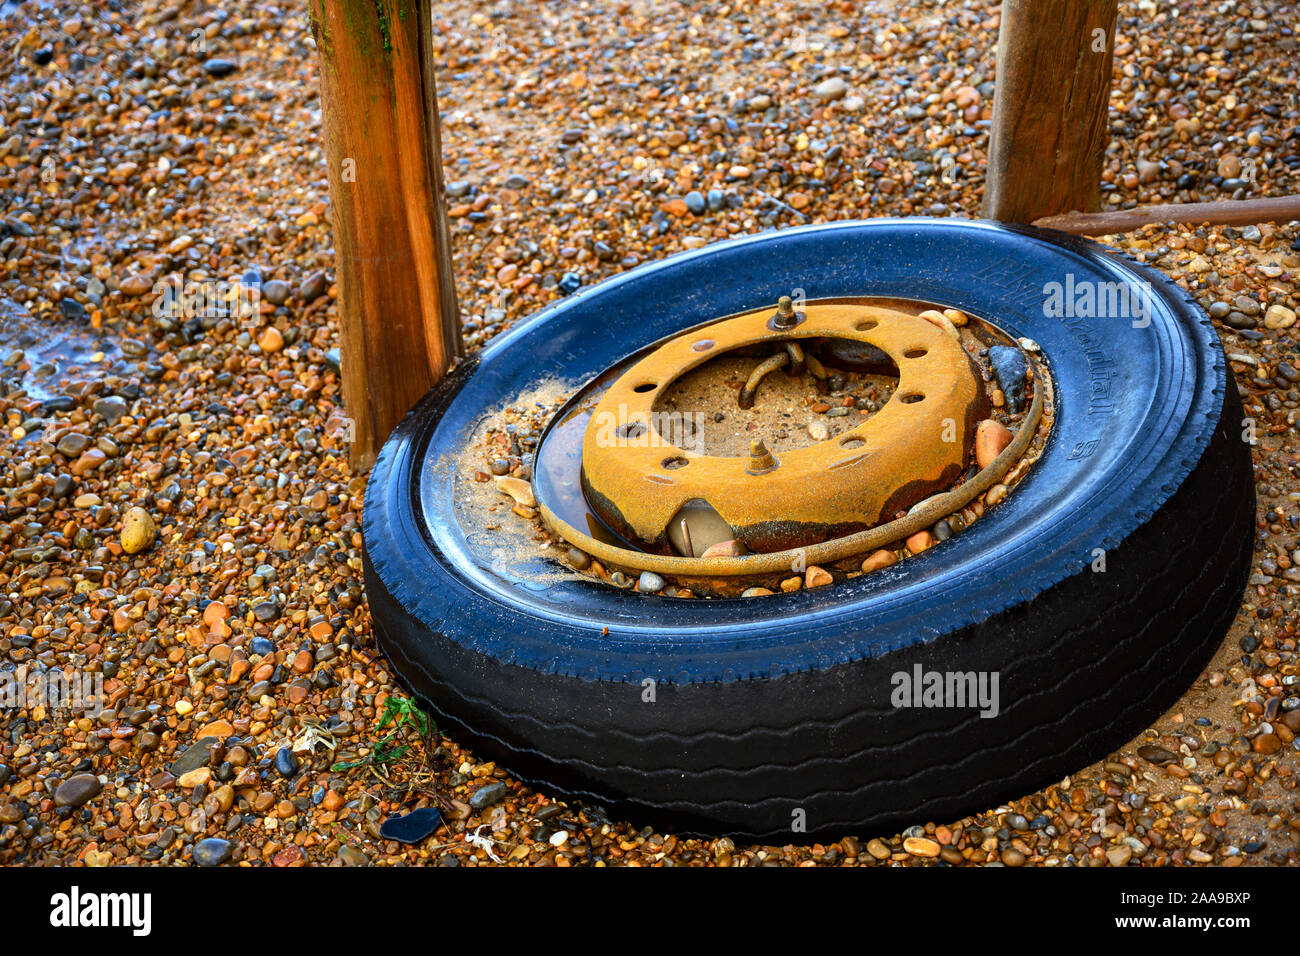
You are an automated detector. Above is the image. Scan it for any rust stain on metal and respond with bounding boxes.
[539,365,1044,581]
[580,302,989,552]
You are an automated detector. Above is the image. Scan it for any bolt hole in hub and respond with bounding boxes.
[530,297,1052,597]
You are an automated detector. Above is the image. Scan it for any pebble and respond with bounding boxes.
[637,571,665,593]
[193,838,233,866]
[55,432,90,457]
[903,836,941,857]
[258,326,285,353]
[469,780,508,810]
[1137,744,1178,766]
[918,309,960,339]
[70,448,106,476]
[974,419,1013,469]
[177,767,211,789]
[171,738,220,777]
[274,747,299,778]
[495,475,536,507]
[298,272,328,303]
[861,549,897,573]
[261,280,291,306]
[119,274,151,296]
[1264,305,1296,330]
[906,530,934,554]
[700,539,746,559]
[53,774,101,808]
[813,77,849,102]
[1106,845,1133,866]
[804,565,833,588]
[866,838,891,860]
[1253,733,1281,755]
[202,59,238,77]
[92,395,128,424]
[120,507,157,554]
[987,346,1029,413]
[253,601,280,622]
[338,845,370,866]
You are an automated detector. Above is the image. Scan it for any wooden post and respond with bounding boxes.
[311,1,462,471]
[983,0,1119,223]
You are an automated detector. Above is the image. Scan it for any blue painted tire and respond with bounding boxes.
[362,219,1252,840]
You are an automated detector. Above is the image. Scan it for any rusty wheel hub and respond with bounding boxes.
[535,296,1046,583]
[580,301,989,553]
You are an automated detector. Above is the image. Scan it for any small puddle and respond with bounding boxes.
[532,405,635,549]
[0,296,123,407]
[1,0,54,19]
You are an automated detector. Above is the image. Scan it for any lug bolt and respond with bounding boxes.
[747,437,779,475]
[772,295,798,329]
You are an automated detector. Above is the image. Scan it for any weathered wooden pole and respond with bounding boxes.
[983,0,1120,223]
[311,1,462,471]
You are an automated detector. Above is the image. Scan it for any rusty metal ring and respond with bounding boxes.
[578,303,992,552]
[542,347,1046,578]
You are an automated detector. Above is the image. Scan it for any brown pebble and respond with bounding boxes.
[906,529,934,554]
[120,507,157,554]
[1253,733,1281,755]
[861,549,897,573]
[177,767,211,789]
[70,448,107,476]
[904,836,941,857]
[701,539,746,558]
[196,719,234,739]
[495,475,536,507]
[120,274,152,296]
[258,326,285,353]
[804,565,832,588]
[974,419,1013,469]
[918,309,960,339]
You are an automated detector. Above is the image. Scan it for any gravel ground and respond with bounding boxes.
[0,0,1297,866]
